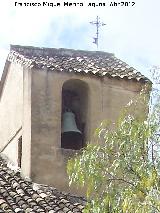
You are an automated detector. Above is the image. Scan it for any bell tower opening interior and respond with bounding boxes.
[61,79,88,150]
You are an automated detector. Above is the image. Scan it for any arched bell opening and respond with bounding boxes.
[61,79,88,150]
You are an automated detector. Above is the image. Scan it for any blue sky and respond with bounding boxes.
[0,0,160,81]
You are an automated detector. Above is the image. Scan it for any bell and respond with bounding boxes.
[62,112,82,134]
[61,112,82,150]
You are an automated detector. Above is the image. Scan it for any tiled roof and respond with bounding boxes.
[0,154,85,212]
[7,45,150,83]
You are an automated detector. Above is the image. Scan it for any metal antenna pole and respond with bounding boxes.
[90,16,106,50]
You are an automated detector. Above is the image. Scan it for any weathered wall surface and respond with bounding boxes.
[0,63,23,164]
[30,69,143,193]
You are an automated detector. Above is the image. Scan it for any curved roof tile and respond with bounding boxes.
[7,45,150,83]
[0,155,85,212]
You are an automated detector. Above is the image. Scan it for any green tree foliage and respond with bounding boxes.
[67,85,160,212]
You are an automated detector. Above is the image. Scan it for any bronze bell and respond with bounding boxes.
[62,111,81,134]
[61,111,82,150]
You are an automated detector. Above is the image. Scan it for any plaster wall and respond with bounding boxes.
[30,69,143,193]
[2,129,22,166]
[0,63,23,163]
[21,68,32,178]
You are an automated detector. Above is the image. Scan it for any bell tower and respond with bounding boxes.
[1,45,147,195]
